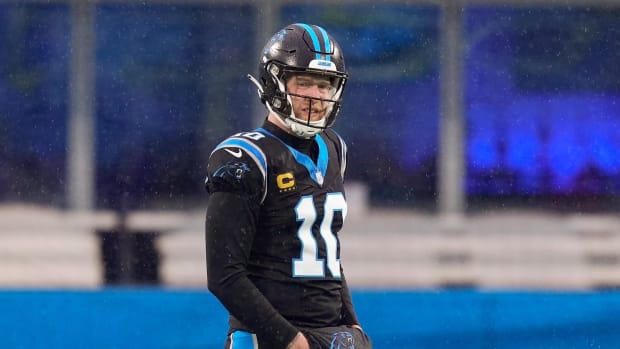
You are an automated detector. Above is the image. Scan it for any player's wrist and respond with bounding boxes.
[351,324,363,332]
[285,332,303,349]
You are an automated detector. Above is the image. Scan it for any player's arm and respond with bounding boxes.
[339,265,361,327]
[205,146,299,348]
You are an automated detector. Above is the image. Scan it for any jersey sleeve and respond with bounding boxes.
[205,136,267,202]
[339,266,360,326]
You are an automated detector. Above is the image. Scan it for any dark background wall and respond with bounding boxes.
[3,3,619,211]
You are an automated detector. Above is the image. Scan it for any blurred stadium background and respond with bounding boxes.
[2,0,620,347]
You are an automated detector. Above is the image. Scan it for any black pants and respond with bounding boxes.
[302,325,372,349]
[225,325,372,349]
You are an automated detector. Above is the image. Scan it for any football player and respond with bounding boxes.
[205,23,372,349]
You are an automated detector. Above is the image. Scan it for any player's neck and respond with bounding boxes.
[267,113,290,134]
[263,117,316,157]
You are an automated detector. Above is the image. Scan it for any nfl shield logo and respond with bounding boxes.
[316,171,324,186]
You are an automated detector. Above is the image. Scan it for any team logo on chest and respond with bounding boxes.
[276,172,296,192]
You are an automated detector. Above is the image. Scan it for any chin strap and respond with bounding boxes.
[289,121,322,138]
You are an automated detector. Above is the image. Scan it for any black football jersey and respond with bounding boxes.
[205,121,357,336]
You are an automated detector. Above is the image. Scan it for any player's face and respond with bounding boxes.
[286,74,336,122]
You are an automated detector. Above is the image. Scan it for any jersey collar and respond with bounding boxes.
[257,127,328,187]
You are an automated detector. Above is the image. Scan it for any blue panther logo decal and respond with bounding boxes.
[263,28,289,56]
[330,331,354,349]
[213,161,251,181]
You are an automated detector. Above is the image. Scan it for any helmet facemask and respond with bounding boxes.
[248,23,348,138]
[262,62,347,138]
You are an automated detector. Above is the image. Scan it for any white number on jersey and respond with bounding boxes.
[292,193,347,278]
[234,131,265,141]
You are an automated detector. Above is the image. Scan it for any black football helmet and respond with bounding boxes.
[248,23,348,138]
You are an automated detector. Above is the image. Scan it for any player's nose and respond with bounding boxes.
[304,84,325,98]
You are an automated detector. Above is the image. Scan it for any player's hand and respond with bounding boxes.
[287,332,310,349]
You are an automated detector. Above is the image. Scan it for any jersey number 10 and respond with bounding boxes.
[292,193,347,278]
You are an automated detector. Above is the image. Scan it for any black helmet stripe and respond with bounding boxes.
[295,23,331,61]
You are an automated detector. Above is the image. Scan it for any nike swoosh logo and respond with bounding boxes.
[224,148,243,158]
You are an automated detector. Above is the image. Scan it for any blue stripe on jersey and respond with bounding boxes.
[315,135,329,182]
[257,128,328,187]
[229,330,257,349]
[296,23,322,60]
[214,138,267,175]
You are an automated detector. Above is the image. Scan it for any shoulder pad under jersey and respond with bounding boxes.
[206,131,268,202]
[323,129,348,179]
